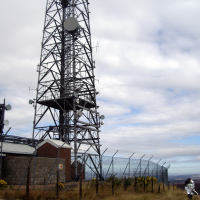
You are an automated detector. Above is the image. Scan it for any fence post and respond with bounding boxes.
[112,176,114,195]
[129,153,135,177]
[158,184,160,193]
[135,177,137,192]
[157,159,161,182]
[112,151,118,178]
[26,166,30,199]
[139,154,145,178]
[56,170,59,199]
[152,177,153,193]
[124,176,126,191]
[168,181,170,190]
[79,174,82,200]
[96,174,98,195]
[101,148,108,184]
[161,162,166,190]
[143,177,145,193]
[173,182,174,191]
[163,181,164,191]
[148,156,153,177]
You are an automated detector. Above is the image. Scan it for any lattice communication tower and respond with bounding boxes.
[31,0,103,179]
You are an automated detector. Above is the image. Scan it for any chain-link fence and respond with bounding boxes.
[84,155,168,184]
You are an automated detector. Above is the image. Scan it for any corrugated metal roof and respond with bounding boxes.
[2,142,35,155]
[36,139,72,150]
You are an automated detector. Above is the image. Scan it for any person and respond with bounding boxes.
[185,178,198,199]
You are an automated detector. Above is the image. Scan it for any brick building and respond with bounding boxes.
[1,142,35,180]
[1,139,72,184]
[3,156,65,185]
[36,139,72,181]
[71,160,85,180]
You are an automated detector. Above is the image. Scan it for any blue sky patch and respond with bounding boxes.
[167,88,174,92]
[172,135,200,145]
[96,97,110,103]
[176,91,189,96]
[130,107,141,114]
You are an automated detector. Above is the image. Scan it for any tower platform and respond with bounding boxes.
[37,97,96,111]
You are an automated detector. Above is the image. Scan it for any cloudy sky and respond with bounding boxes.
[0,0,200,176]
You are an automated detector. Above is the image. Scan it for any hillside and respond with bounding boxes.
[169,174,200,184]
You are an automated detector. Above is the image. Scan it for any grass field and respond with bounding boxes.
[0,181,200,200]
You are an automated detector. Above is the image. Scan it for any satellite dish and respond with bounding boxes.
[73,92,78,98]
[77,110,82,117]
[29,99,34,104]
[5,104,11,110]
[100,115,105,120]
[101,120,104,125]
[4,120,9,126]
[64,17,79,34]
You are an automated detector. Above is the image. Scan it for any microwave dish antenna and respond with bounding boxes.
[5,104,11,111]
[64,17,79,34]
[4,120,9,126]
